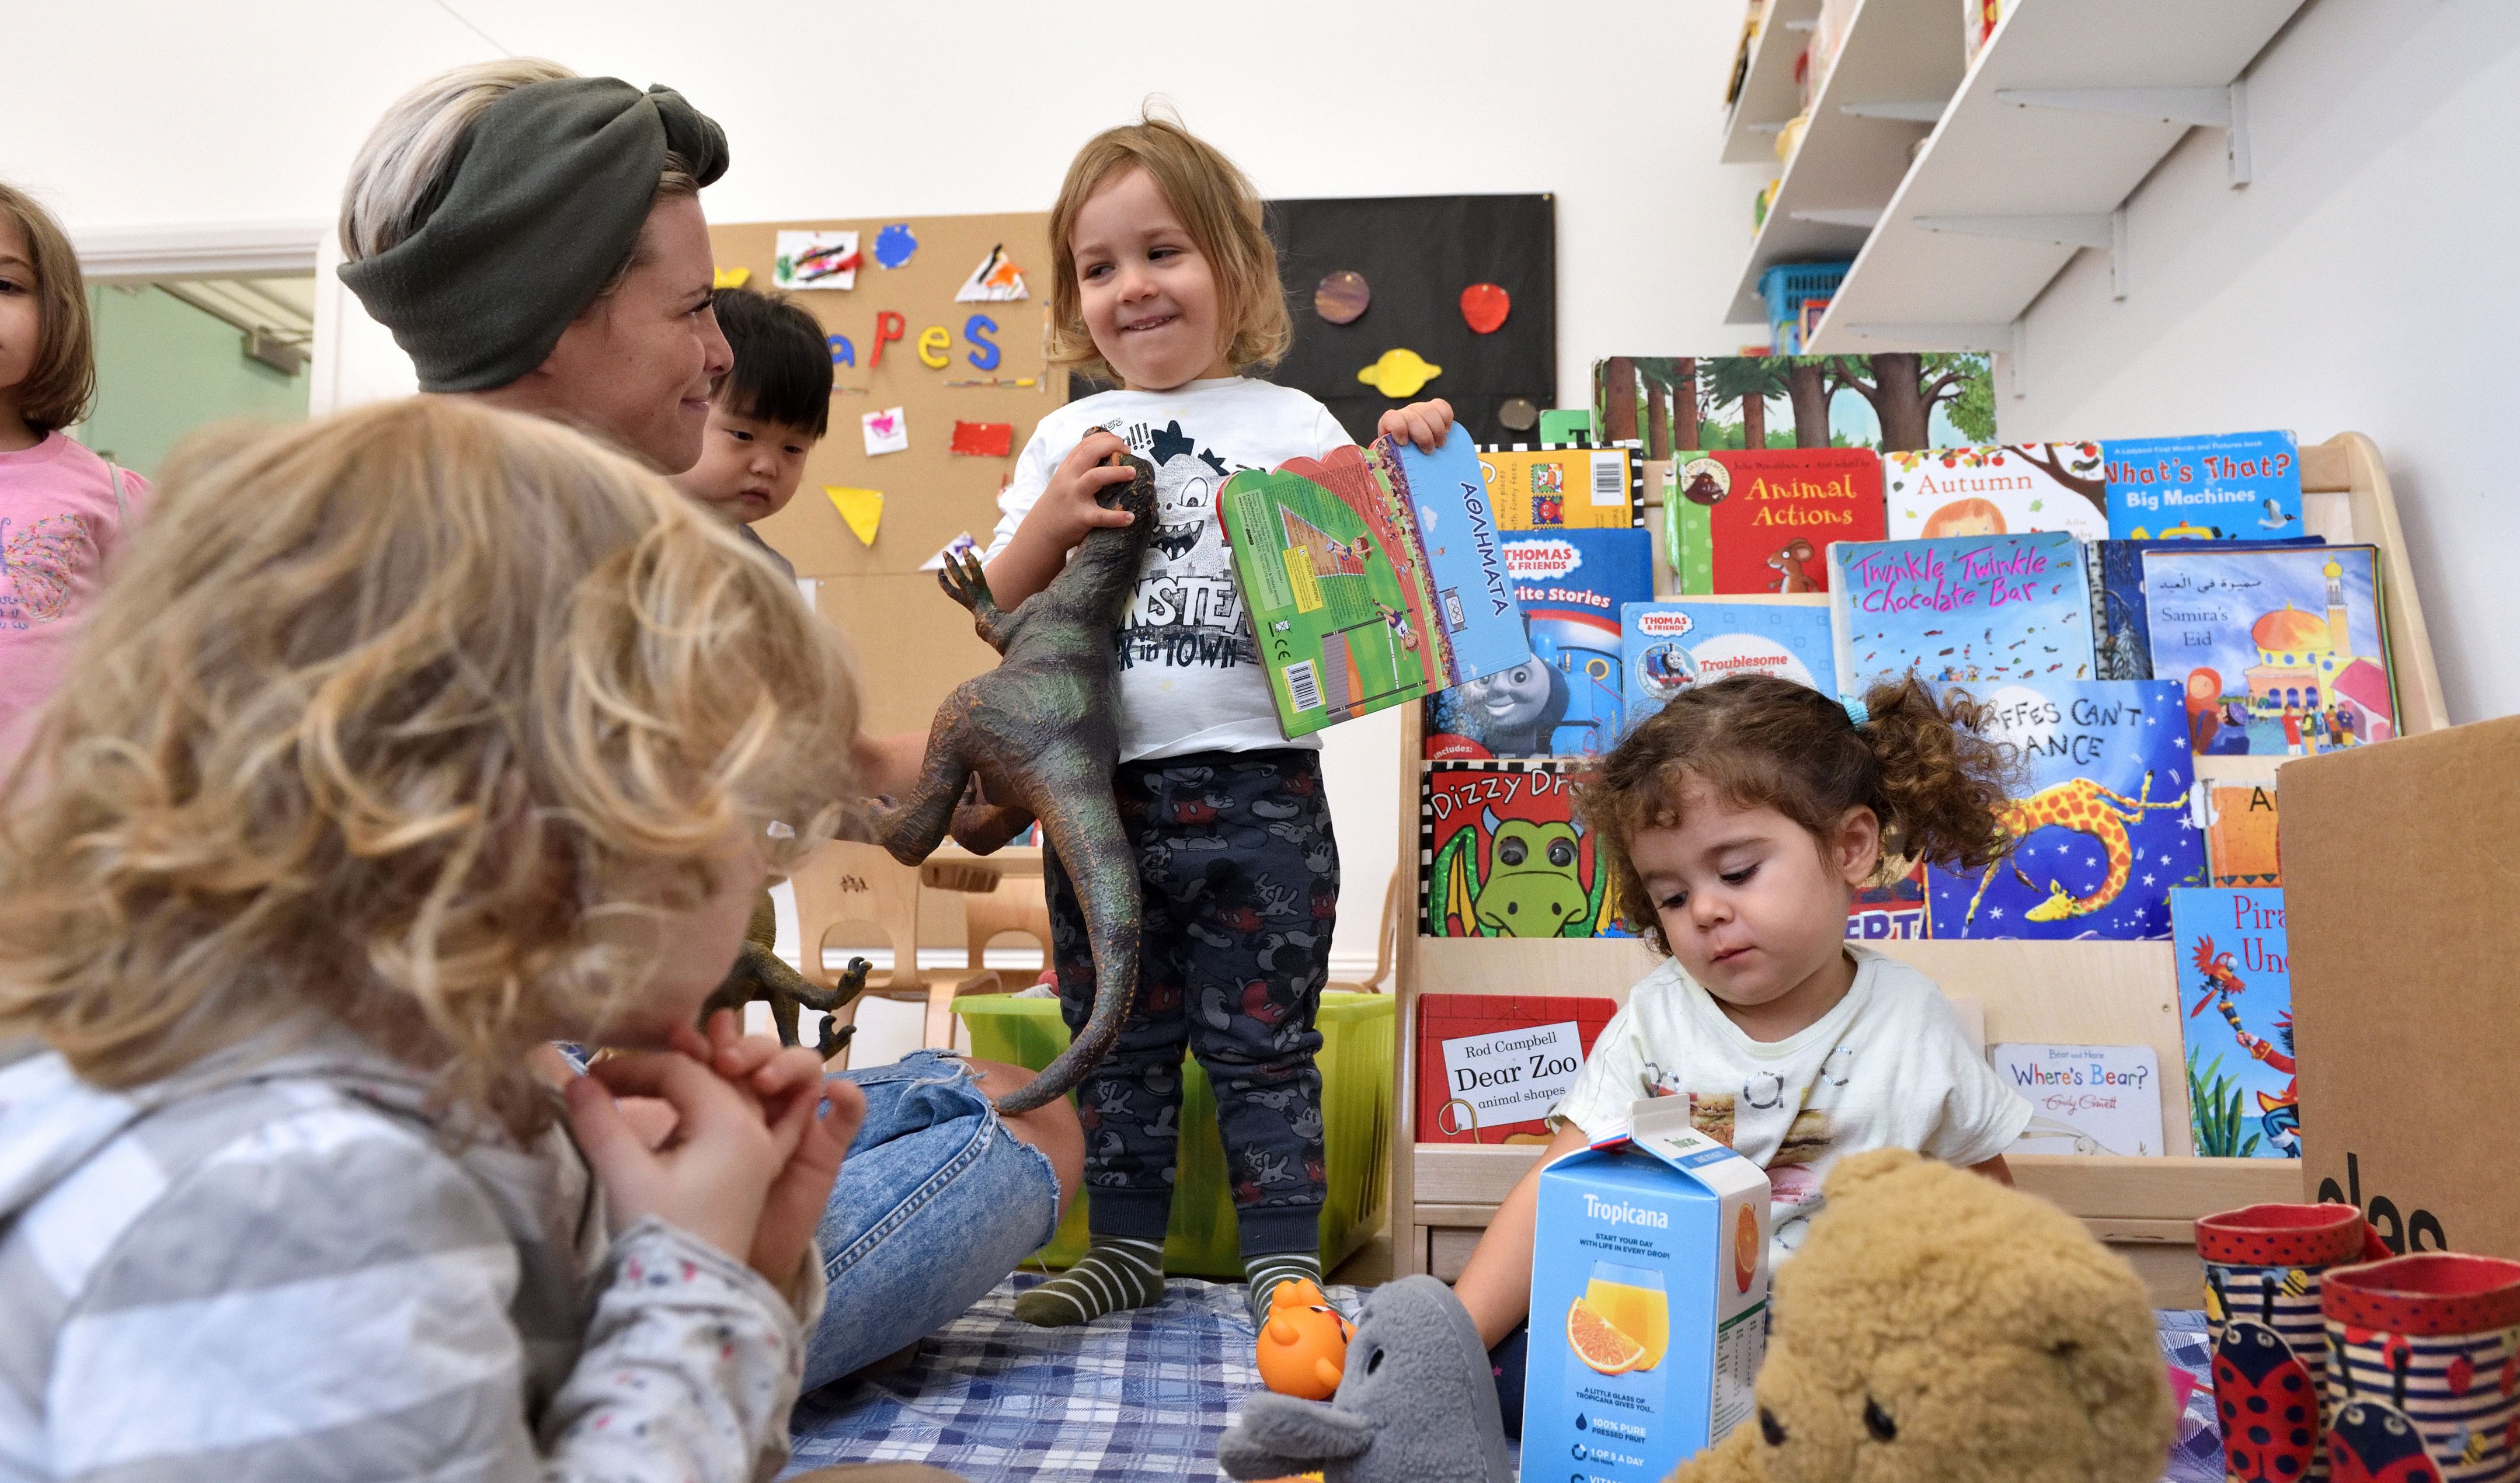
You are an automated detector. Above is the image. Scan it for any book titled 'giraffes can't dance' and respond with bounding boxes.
[1924,678,2208,940]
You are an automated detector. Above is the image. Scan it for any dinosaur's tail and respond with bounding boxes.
[994,790,1141,1115]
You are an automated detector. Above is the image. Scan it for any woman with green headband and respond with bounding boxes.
[336,61,1083,1409]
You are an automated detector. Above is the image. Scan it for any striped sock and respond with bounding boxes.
[1013,1237,1167,1328]
[1244,1251,1325,1328]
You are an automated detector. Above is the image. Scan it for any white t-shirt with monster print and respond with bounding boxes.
[986,378,1353,763]
[1550,946,2031,1266]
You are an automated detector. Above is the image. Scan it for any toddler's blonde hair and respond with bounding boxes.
[1046,111,1290,382]
[0,398,857,1131]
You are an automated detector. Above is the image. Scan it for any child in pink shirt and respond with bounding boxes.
[0,182,145,751]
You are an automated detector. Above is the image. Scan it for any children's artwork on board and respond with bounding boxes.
[2171,887,2298,1160]
[2142,544,2396,757]
[1478,444,1643,531]
[1828,532,2096,694]
[1420,761,1621,939]
[2203,778,2281,887]
[1664,447,1885,595]
[952,243,1028,301]
[1884,444,2109,541]
[1925,679,2205,940]
[1989,1045,2166,1157]
[1423,529,1650,760]
[1847,857,1928,941]
[1622,598,1836,734]
[772,229,860,290]
[2103,430,2302,540]
[1590,354,1996,461]
[1221,427,1529,737]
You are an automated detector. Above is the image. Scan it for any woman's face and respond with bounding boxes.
[516,193,733,474]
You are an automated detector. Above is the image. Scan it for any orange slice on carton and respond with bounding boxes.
[1568,1297,1647,1375]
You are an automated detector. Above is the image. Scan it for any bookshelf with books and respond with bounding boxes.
[1384,431,2444,1306]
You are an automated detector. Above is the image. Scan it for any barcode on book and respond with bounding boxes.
[1590,451,1627,506]
[1285,660,1324,712]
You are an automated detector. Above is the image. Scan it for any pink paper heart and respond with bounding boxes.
[872,415,896,435]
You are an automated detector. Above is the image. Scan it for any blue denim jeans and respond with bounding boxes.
[801,1050,1062,1391]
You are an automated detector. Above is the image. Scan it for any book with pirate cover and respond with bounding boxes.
[1220,425,1530,737]
[2171,887,2298,1159]
[1419,760,1622,939]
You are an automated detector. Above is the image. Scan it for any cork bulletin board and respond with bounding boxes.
[707,212,1068,734]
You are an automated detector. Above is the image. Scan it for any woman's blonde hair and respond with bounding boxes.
[1046,111,1290,382]
[0,398,857,1132]
[0,181,97,433]
[338,59,699,298]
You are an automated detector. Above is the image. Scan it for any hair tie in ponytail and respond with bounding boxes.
[1840,695,1870,728]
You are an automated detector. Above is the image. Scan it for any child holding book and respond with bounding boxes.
[0,399,889,1480]
[1450,673,2036,1431]
[669,284,826,582]
[984,113,1449,1328]
[0,182,146,754]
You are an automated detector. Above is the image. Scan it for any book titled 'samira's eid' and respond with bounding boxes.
[1221,426,1531,737]
[2141,544,2395,757]
[1664,448,1885,594]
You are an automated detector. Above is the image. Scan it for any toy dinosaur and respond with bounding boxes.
[699,891,870,1057]
[874,453,1157,1115]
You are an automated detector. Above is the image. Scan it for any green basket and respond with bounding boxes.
[953,991,1394,1278]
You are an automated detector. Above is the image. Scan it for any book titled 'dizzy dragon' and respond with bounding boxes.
[1221,426,1532,737]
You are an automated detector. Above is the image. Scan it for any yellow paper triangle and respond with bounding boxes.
[713,266,751,288]
[826,485,883,546]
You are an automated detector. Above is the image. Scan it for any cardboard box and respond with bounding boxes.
[1523,1099,1771,1482]
[2284,713,2520,1257]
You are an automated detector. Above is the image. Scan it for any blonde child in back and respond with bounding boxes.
[0,399,886,1482]
[985,113,1450,1329]
[1451,673,2037,1435]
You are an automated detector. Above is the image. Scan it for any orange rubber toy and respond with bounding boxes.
[1255,1279,1354,1400]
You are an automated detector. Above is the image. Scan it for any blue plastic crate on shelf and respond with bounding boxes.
[1759,261,1850,327]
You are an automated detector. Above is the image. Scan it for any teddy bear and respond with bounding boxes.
[1669,1147,2177,1483]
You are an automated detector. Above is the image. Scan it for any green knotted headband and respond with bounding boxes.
[339,76,729,392]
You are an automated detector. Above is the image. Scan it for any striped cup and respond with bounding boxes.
[2322,1254,2520,1483]
[2199,1202,2392,1482]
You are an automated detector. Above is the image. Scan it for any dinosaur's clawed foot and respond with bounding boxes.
[938,549,994,615]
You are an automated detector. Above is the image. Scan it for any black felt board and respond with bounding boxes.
[1263,194,1556,450]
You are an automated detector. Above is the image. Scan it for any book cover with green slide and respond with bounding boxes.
[1222,427,1529,736]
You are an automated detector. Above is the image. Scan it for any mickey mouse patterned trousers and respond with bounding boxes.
[1044,748,1337,1259]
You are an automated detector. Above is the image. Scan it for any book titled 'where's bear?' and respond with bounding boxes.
[1665,447,1885,594]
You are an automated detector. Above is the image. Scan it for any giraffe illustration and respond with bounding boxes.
[1965,771,2185,927]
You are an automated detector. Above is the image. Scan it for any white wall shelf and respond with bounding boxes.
[1720,0,1823,165]
[1724,0,1966,328]
[1802,0,2306,355]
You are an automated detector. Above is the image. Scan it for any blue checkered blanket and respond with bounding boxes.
[785,1279,2225,1482]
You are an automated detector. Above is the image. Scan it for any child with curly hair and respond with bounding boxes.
[1452,674,2037,1432]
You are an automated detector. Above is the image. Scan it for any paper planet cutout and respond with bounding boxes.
[1498,396,1539,431]
[1460,283,1511,335]
[872,224,918,269]
[1314,270,1371,325]
[1356,348,1442,399]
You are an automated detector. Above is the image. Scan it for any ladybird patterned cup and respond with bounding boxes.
[2199,1202,2393,1482]
[2321,1254,2520,1483]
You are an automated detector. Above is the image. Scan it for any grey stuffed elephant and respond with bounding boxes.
[1217,1276,1513,1483]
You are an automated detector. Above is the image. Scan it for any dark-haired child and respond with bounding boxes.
[671,285,829,582]
[1452,674,2035,1430]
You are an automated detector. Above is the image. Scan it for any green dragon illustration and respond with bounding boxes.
[1425,807,1613,938]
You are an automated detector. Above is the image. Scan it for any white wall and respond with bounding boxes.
[6,0,1769,973]
[2003,0,2520,725]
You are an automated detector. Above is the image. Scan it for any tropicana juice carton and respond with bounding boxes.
[1523,1098,1771,1482]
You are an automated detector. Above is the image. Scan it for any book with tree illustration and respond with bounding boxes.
[1923,679,2205,940]
[1622,598,1836,733]
[1424,528,1652,760]
[2170,887,2298,1159]
[1589,353,1996,463]
[1220,426,1530,737]
[1828,532,2096,693]
[1884,444,2110,542]
[1419,761,1622,939]
[1476,443,1644,530]
[2103,430,2303,540]
[1664,447,1885,594]
[2141,543,2395,757]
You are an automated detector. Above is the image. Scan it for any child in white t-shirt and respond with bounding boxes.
[983,113,1450,1329]
[1453,673,2034,1430]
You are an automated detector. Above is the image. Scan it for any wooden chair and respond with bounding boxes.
[920,856,1053,1049]
[785,840,930,1068]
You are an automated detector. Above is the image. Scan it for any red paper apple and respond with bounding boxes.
[1459,283,1510,335]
